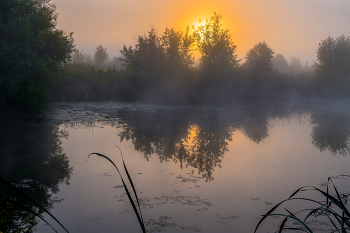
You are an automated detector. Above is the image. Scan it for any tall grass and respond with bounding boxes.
[88,146,146,233]
[255,175,350,233]
[0,177,69,233]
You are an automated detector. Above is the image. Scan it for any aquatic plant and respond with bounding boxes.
[88,146,146,233]
[0,177,69,233]
[255,175,350,233]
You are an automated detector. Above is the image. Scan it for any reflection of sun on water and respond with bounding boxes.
[183,124,200,147]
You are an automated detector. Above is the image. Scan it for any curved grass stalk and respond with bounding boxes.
[88,147,146,233]
[0,177,69,233]
[0,196,59,233]
[255,176,350,233]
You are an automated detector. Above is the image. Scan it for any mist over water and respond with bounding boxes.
[2,100,350,232]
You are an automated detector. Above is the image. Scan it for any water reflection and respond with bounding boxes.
[2,101,350,232]
[311,110,350,155]
[0,114,73,232]
[115,105,301,181]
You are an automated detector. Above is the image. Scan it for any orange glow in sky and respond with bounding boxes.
[52,0,350,64]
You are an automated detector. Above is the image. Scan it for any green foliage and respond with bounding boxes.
[192,13,238,74]
[72,49,85,64]
[162,26,194,71]
[0,0,74,113]
[94,45,108,68]
[314,35,350,95]
[51,63,135,102]
[244,41,274,76]
[272,54,290,73]
[120,28,165,77]
[0,177,69,233]
[290,56,303,73]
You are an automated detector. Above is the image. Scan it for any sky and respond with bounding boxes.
[52,0,350,65]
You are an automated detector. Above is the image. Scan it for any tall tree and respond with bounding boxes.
[192,13,238,73]
[94,45,108,68]
[244,41,274,76]
[271,54,290,73]
[119,28,166,86]
[314,35,350,89]
[162,26,194,70]
[0,0,74,112]
[72,49,85,64]
[289,56,303,73]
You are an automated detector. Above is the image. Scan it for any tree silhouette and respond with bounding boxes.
[314,35,350,94]
[310,111,350,155]
[271,54,290,73]
[162,27,194,70]
[192,13,238,75]
[0,0,74,112]
[72,49,85,64]
[244,41,274,76]
[94,45,109,68]
[0,116,73,231]
[289,56,303,74]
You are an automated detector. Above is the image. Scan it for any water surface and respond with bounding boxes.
[2,100,350,232]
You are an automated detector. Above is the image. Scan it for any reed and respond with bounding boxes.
[0,177,69,233]
[88,145,146,233]
[255,175,350,233]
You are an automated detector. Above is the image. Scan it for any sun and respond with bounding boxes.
[192,19,205,30]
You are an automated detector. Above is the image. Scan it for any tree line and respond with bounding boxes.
[2,0,350,113]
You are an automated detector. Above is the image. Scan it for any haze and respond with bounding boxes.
[53,0,350,64]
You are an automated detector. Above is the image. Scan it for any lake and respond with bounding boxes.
[1,100,350,233]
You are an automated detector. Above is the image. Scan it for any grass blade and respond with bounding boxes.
[88,152,146,233]
[116,145,145,228]
[1,196,58,233]
[0,177,69,233]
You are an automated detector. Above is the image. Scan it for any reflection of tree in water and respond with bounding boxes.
[185,123,233,181]
[118,109,235,181]
[311,111,350,155]
[117,109,190,161]
[0,115,73,232]
[240,114,269,144]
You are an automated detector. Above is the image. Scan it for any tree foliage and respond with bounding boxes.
[94,45,108,68]
[192,13,238,73]
[72,49,85,64]
[162,26,194,71]
[271,54,290,73]
[314,35,350,91]
[289,56,303,73]
[245,41,274,76]
[0,0,74,112]
[120,28,165,76]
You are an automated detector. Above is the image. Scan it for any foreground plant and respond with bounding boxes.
[88,146,146,233]
[0,177,69,233]
[255,175,350,233]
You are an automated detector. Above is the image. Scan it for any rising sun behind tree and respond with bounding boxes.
[192,13,239,74]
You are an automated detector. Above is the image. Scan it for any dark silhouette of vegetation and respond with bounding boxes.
[272,54,290,73]
[0,0,74,113]
[244,41,274,76]
[311,111,350,155]
[0,113,73,232]
[192,13,239,75]
[314,35,350,96]
[94,45,109,68]
[114,105,300,181]
[2,6,350,111]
